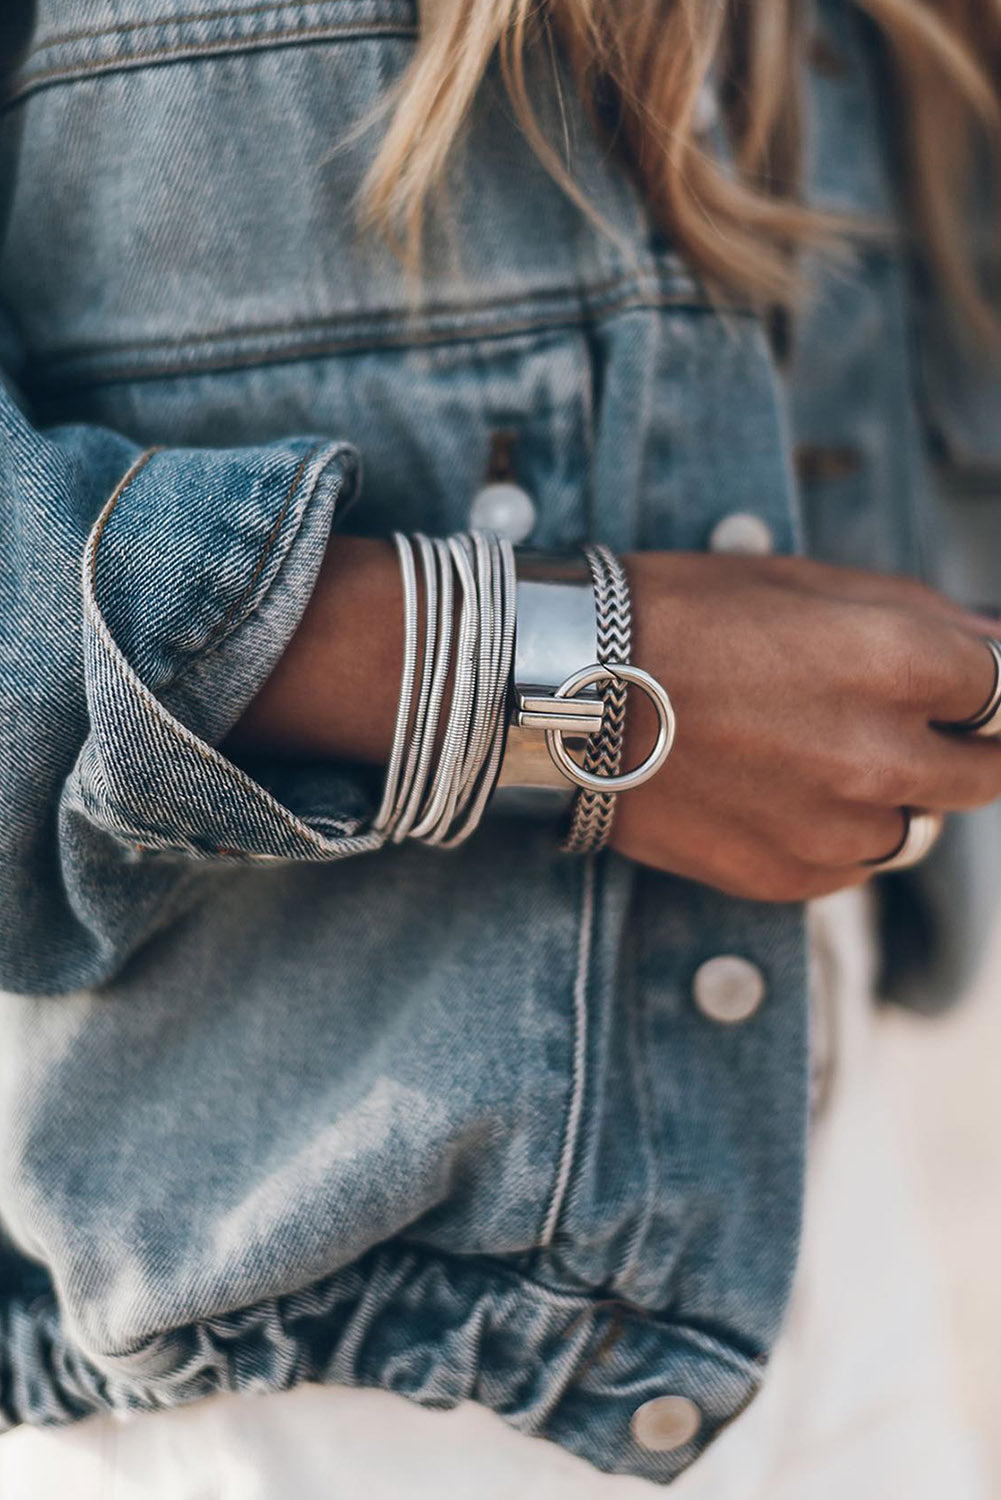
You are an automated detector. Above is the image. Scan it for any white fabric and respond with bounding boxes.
[0,888,987,1499]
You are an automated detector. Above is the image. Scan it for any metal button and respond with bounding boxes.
[468,481,536,543]
[708,512,775,557]
[693,955,766,1025]
[692,82,719,135]
[631,1395,702,1453]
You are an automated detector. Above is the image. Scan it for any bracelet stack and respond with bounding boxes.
[373,529,517,847]
[375,528,675,854]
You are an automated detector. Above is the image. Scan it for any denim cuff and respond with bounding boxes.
[66,437,384,865]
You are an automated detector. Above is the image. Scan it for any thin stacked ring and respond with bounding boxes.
[865,809,945,875]
[953,637,1001,738]
[867,636,1001,876]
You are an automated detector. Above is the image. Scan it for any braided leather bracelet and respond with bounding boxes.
[561,544,631,853]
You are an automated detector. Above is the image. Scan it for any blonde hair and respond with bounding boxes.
[358,0,1001,333]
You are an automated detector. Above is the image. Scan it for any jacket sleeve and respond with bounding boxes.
[0,376,387,998]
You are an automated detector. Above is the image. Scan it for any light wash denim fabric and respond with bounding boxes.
[0,0,998,1486]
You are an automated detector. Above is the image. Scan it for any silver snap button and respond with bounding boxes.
[708,512,775,557]
[693,955,766,1025]
[468,481,536,543]
[692,82,719,135]
[631,1395,702,1453]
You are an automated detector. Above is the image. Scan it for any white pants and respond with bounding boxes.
[0,889,987,1499]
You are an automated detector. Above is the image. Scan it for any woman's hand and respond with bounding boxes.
[613,553,1001,901]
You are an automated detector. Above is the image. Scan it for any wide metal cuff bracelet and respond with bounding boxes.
[490,549,675,819]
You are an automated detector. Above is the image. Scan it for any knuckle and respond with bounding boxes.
[864,608,952,706]
[837,747,917,807]
[879,759,923,806]
[872,615,933,703]
[840,756,894,804]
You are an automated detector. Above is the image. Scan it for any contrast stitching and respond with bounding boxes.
[540,853,595,1248]
[25,0,410,56]
[86,447,162,596]
[29,270,707,361]
[215,441,322,637]
[35,292,724,391]
[1,22,416,111]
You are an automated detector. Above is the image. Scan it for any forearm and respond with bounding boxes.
[222,534,404,765]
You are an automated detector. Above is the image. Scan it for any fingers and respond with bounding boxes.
[613,792,876,902]
[617,789,932,904]
[765,560,1000,722]
[862,611,1000,727]
[722,800,932,899]
[758,794,910,870]
[779,802,908,869]
[932,636,1000,732]
[927,632,1000,727]
[833,726,1001,813]
[917,734,1001,811]
[634,829,874,903]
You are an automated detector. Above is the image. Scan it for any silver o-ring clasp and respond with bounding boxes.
[545,662,676,793]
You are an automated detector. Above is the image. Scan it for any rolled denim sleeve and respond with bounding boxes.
[0,381,384,997]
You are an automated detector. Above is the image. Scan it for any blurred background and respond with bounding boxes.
[883,912,1001,1496]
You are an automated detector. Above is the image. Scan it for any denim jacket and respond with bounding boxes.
[0,0,999,1485]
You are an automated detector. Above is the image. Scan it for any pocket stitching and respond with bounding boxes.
[26,0,413,57]
[3,18,417,112]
